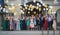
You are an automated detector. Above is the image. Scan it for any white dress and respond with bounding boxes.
[16,19,20,31]
[52,20,56,30]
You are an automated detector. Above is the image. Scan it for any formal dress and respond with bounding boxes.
[53,20,56,30]
[33,19,36,26]
[44,17,48,30]
[3,20,10,31]
[10,17,14,30]
[3,20,7,31]
[16,19,20,31]
[30,18,34,28]
[26,19,30,26]
[22,19,27,30]
[20,19,23,30]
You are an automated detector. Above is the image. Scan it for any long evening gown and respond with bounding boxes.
[26,19,30,27]
[22,19,27,30]
[3,20,10,31]
[20,19,23,30]
[30,18,34,28]
[53,19,56,30]
[3,20,7,31]
[16,19,20,31]
[10,17,14,30]
[44,17,48,30]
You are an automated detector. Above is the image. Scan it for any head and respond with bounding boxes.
[6,18,8,20]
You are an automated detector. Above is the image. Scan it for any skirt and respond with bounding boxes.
[30,23,34,28]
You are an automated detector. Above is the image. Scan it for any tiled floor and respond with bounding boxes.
[0,31,59,35]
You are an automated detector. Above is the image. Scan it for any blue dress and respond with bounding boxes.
[20,19,23,30]
[26,19,30,26]
[33,19,36,26]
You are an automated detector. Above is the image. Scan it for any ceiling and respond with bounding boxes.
[42,0,54,1]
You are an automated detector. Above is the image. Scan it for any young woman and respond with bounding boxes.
[39,15,44,30]
[3,16,7,31]
[22,16,27,30]
[52,15,56,30]
[20,18,23,30]
[16,18,20,31]
[30,15,34,30]
[10,16,14,31]
[43,16,48,30]
[47,15,53,30]
[3,17,10,31]
[26,16,30,30]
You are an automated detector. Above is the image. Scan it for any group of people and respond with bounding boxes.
[3,14,56,31]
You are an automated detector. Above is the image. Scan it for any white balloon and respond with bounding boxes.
[28,8,30,10]
[39,5,41,7]
[49,6,53,9]
[30,4,32,6]
[22,12,24,14]
[3,8,6,12]
[6,10,9,13]
[37,3,39,6]
[11,3,14,6]
[43,8,45,10]
[46,8,48,10]
[24,4,26,6]
[14,12,16,15]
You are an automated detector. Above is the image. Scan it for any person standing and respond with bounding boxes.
[36,16,39,30]
[3,17,10,31]
[26,16,30,30]
[20,18,23,30]
[3,16,7,31]
[39,15,44,30]
[16,18,20,31]
[6,18,10,31]
[22,15,27,30]
[43,16,48,30]
[10,16,14,31]
[47,15,53,30]
[30,15,34,30]
[52,15,56,30]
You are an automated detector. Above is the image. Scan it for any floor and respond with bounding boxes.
[0,31,60,35]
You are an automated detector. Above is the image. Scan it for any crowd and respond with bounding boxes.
[3,14,56,31]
